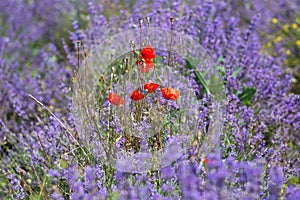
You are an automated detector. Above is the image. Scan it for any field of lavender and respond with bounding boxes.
[1,0,300,199]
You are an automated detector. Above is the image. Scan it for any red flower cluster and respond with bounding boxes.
[129,82,159,102]
[138,45,156,73]
[129,85,180,102]
[110,87,180,103]
[110,45,180,103]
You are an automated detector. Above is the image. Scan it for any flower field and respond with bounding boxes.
[0,0,299,199]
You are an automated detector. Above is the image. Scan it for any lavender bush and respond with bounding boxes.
[1,0,300,199]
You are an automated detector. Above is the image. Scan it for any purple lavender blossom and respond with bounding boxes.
[1,0,300,199]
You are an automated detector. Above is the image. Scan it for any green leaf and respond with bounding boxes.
[238,87,256,106]
[216,65,225,77]
[231,66,243,77]
[154,55,163,64]
[59,158,68,169]
[26,61,31,68]
[0,177,7,188]
[185,59,210,95]
[31,68,38,78]
[108,192,120,200]
[29,194,43,200]
[217,56,224,64]
[287,176,300,185]
[32,48,39,56]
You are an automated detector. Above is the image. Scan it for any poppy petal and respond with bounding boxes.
[130,90,145,101]
[139,60,154,73]
[144,82,160,93]
[109,93,125,106]
[161,88,180,100]
[141,45,156,60]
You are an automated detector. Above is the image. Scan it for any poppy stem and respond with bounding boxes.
[168,17,174,66]
[108,54,115,133]
[122,58,128,128]
[108,67,114,132]
[139,18,143,51]
[145,16,158,80]
[137,18,145,90]
[145,16,150,43]
[130,40,136,62]
[167,17,175,89]
[123,58,129,94]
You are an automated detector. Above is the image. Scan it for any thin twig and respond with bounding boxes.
[27,94,88,158]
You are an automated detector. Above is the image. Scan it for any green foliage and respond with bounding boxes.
[287,176,300,185]
[231,66,243,78]
[238,87,256,106]
[59,158,69,169]
[29,194,44,200]
[185,59,210,96]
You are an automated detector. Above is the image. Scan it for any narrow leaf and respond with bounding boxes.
[185,59,210,95]
[231,66,243,77]
[238,87,256,106]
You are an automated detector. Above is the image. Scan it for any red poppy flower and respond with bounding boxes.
[161,87,180,100]
[137,45,155,73]
[141,45,156,60]
[203,157,208,165]
[130,90,145,101]
[144,82,159,93]
[109,93,125,106]
[139,59,154,73]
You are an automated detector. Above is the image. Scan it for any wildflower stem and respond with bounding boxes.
[77,40,81,72]
[82,44,112,159]
[139,18,143,50]
[168,18,174,66]
[72,45,112,162]
[138,18,144,89]
[28,94,85,152]
[123,58,128,94]
[122,58,131,150]
[31,165,44,198]
[167,17,175,88]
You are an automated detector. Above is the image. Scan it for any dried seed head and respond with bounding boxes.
[83,44,88,56]
[145,37,149,44]
[76,40,81,47]
[145,16,150,24]
[18,168,26,175]
[170,17,175,24]
[124,57,129,65]
[139,18,143,27]
[130,40,135,46]
[99,75,105,82]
